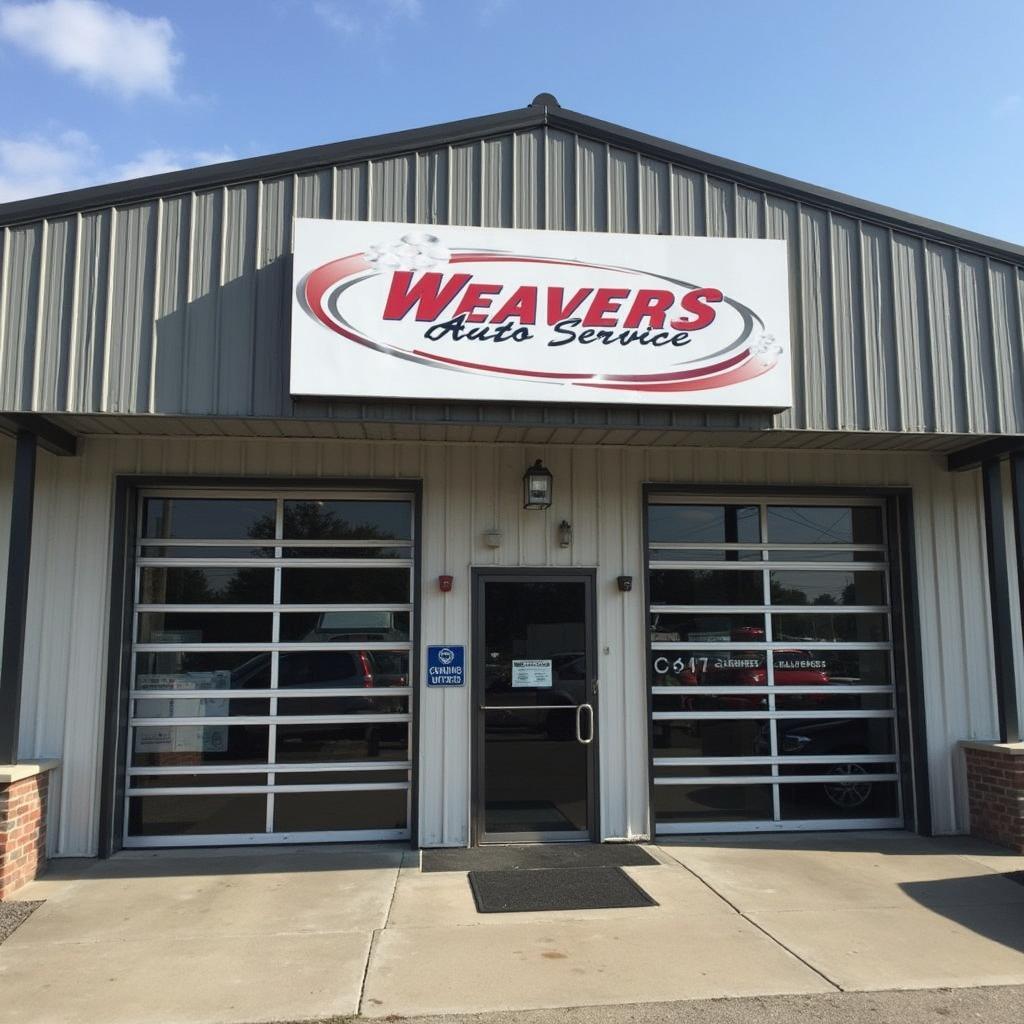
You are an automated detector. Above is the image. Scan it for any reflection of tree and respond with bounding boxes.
[247,512,277,542]
[145,566,214,603]
[280,501,400,541]
[769,578,859,606]
[662,569,760,605]
[770,580,808,606]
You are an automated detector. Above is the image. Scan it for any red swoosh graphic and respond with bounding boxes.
[301,250,772,393]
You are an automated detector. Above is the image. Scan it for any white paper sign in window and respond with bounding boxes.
[511,659,553,688]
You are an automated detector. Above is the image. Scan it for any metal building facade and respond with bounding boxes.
[0,98,1022,858]
[2,102,1024,435]
[0,434,1005,854]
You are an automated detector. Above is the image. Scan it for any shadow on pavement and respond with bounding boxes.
[38,841,412,883]
[898,874,1024,954]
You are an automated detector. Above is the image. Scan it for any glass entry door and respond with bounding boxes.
[473,571,597,843]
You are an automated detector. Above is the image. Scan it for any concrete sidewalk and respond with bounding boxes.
[0,833,1022,1024]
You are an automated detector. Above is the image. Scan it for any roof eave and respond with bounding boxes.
[0,104,547,227]
[1,98,1022,265]
[547,105,1024,264]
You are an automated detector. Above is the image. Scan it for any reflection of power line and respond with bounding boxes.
[768,507,853,545]
[651,506,760,543]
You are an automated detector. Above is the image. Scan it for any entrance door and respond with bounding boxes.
[473,570,597,843]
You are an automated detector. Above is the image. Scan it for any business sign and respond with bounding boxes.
[426,645,465,687]
[291,219,792,408]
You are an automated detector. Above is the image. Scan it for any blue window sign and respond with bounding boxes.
[426,645,465,687]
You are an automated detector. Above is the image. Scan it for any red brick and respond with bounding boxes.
[0,769,53,898]
[964,746,1024,853]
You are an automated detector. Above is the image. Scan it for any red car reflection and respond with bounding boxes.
[656,626,830,710]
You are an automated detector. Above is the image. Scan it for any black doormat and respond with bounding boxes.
[469,865,657,913]
[422,843,658,873]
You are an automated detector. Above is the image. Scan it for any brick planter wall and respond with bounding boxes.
[962,742,1024,852]
[0,766,54,901]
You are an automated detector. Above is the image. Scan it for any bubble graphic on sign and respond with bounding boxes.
[752,333,784,367]
[363,233,451,272]
[438,647,455,665]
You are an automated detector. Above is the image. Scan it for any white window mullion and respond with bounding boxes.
[267,498,284,834]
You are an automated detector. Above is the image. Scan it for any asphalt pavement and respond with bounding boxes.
[280,986,1024,1024]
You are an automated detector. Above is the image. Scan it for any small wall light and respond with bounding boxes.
[523,459,553,510]
[438,574,454,593]
[617,575,633,592]
[558,520,573,548]
[483,528,502,549]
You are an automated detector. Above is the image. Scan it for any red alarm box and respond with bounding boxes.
[438,574,454,592]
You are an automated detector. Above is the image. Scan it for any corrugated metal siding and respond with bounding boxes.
[4,434,1004,854]
[2,128,1023,432]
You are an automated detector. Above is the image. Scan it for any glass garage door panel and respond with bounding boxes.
[124,492,414,847]
[647,498,903,835]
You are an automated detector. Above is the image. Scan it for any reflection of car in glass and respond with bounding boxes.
[652,623,877,813]
[228,646,409,759]
[301,610,406,643]
[756,718,882,810]
[662,649,830,711]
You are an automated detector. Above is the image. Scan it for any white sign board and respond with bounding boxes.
[291,220,792,408]
[512,659,553,688]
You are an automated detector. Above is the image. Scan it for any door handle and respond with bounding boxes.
[575,703,595,745]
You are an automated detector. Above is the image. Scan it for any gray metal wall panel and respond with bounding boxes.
[481,136,512,228]
[608,147,638,234]
[706,177,735,238]
[515,129,544,229]
[638,156,669,236]
[576,136,606,232]
[990,260,1024,431]
[295,169,332,221]
[546,130,576,231]
[3,126,1024,434]
[35,216,75,411]
[417,148,449,225]
[672,165,705,235]
[1,223,41,408]
[105,203,156,413]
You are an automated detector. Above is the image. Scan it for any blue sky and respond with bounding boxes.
[0,1,1022,244]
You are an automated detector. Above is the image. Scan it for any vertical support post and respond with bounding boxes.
[1005,454,1024,743]
[0,431,37,764]
[981,458,1021,745]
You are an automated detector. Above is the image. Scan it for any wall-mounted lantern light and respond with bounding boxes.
[523,460,553,510]
[558,520,573,548]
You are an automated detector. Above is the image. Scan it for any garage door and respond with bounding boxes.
[647,497,904,834]
[123,490,415,846]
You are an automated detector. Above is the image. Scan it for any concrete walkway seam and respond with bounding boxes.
[357,858,404,1014]
[656,848,844,993]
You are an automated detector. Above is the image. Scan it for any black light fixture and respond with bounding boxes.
[523,459,553,510]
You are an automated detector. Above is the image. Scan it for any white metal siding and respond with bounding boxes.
[4,435,1007,854]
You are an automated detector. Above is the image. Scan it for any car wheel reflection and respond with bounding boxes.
[823,762,873,809]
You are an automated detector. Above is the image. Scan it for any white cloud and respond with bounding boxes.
[312,1,360,34]
[0,129,236,204]
[313,0,421,35]
[0,0,182,98]
[112,146,235,181]
[0,129,96,201]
